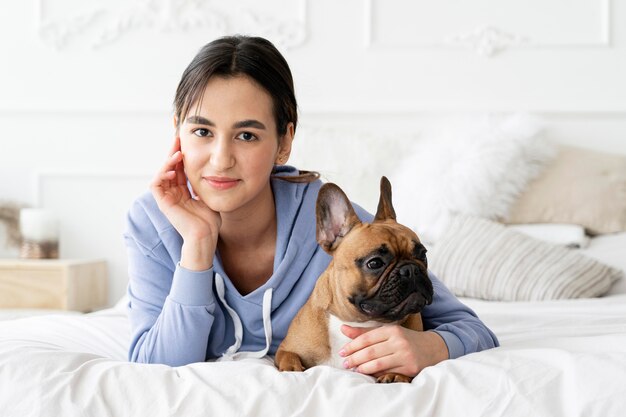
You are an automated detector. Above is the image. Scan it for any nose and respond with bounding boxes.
[209,136,235,171]
[399,264,419,280]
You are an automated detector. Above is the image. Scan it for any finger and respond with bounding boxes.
[173,138,192,192]
[152,152,180,182]
[340,325,370,340]
[167,136,181,157]
[175,158,187,188]
[150,143,184,204]
[150,170,176,195]
[343,342,395,371]
[339,325,387,357]
[156,150,182,179]
[353,354,396,376]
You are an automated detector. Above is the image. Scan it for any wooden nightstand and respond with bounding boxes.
[0,259,108,312]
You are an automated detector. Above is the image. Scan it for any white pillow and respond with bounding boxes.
[391,113,556,244]
[428,215,622,301]
[506,223,589,249]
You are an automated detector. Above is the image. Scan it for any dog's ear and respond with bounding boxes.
[316,183,362,254]
[374,176,396,222]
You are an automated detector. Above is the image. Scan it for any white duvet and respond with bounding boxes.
[1,292,626,417]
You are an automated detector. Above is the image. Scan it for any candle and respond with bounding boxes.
[19,208,60,259]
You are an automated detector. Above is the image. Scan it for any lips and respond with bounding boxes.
[203,176,240,190]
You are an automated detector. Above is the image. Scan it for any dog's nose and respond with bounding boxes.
[399,264,418,279]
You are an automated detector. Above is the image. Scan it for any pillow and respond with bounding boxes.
[428,215,623,301]
[578,232,626,296]
[391,113,556,244]
[505,145,626,235]
[505,223,589,248]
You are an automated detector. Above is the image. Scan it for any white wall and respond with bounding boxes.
[1,0,625,306]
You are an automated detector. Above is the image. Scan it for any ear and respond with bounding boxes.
[316,183,362,253]
[374,176,397,222]
[276,122,295,165]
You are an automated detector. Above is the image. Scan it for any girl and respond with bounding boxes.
[124,35,498,378]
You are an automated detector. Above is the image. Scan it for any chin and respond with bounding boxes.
[205,199,238,214]
[194,192,231,213]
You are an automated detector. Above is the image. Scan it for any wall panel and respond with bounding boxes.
[1,0,625,304]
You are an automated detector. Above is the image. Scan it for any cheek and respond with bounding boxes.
[243,147,278,172]
[180,149,204,177]
[179,136,198,155]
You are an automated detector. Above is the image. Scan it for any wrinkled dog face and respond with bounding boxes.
[337,222,433,323]
[316,177,434,323]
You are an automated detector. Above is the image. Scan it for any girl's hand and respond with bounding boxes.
[339,324,449,378]
[150,137,221,269]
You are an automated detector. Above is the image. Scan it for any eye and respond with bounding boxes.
[192,128,211,137]
[366,257,385,270]
[236,131,258,142]
[413,243,428,266]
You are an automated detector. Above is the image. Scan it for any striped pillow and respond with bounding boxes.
[429,215,623,301]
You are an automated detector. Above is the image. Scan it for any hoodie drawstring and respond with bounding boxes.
[215,273,273,360]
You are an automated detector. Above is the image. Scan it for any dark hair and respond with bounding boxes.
[174,35,297,136]
[174,35,318,183]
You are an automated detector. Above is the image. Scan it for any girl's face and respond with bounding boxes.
[178,75,293,215]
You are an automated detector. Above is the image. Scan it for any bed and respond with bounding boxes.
[0,232,625,416]
[2,114,626,416]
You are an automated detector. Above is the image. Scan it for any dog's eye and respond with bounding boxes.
[413,243,428,266]
[366,258,385,270]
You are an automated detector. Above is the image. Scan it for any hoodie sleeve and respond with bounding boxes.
[124,197,218,366]
[423,271,499,358]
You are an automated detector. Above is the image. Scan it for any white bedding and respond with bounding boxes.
[1,233,625,416]
[1,295,625,416]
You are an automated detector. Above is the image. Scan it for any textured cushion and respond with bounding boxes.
[506,145,626,235]
[429,215,623,301]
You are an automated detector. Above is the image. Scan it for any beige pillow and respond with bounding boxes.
[505,145,626,235]
[429,215,622,301]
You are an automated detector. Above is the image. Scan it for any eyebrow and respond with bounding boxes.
[186,115,214,126]
[185,115,266,130]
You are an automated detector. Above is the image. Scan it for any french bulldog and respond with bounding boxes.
[275,176,433,383]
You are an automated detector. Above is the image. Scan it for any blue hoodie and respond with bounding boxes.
[124,166,498,366]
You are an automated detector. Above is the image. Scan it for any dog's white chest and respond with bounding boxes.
[321,314,382,369]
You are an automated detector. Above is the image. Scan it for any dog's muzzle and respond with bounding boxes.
[355,263,434,322]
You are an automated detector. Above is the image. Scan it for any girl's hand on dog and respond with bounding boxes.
[339,324,449,378]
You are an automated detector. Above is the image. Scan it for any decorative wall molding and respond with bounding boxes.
[444,26,528,57]
[365,0,612,57]
[5,106,626,118]
[36,0,308,51]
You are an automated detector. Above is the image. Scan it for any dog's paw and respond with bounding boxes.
[376,373,413,384]
[279,362,306,372]
[275,350,306,372]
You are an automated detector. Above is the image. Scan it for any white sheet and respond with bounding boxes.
[1,294,626,416]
